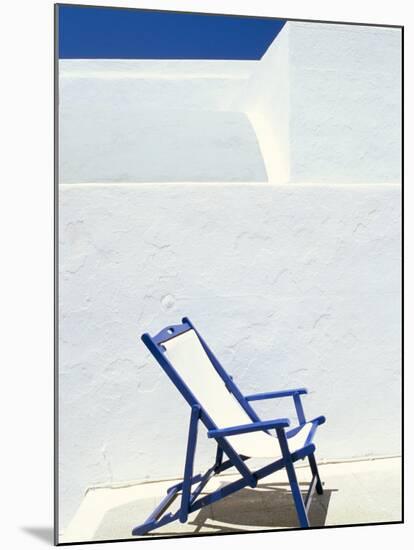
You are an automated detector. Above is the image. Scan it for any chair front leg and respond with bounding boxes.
[276,427,309,528]
[179,404,201,523]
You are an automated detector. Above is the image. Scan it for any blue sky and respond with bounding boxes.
[58,5,285,60]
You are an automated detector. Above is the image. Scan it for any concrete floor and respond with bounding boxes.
[60,457,401,544]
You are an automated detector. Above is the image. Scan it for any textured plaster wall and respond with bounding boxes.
[59,183,401,528]
[288,23,402,183]
[58,22,402,529]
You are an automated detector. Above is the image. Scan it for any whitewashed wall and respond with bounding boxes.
[59,21,402,530]
[238,22,402,183]
[59,60,267,183]
[287,23,401,183]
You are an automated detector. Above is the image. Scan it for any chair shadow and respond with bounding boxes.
[187,482,335,534]
[21,526,54,544]
[90,483,336,541]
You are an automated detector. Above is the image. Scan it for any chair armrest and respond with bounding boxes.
[245,388,308,401]
[207,418,290,439]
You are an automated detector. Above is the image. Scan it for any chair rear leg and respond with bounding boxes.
[214,444,223,472]
[308,453,323,495]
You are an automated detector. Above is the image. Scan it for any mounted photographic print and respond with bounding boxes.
[55,3,403,545]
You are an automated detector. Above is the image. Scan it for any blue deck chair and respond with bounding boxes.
[132,317,326,536]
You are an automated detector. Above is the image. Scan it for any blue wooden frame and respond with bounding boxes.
[132,317,326,536]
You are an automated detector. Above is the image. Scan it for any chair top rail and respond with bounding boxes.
[150,321,192,347]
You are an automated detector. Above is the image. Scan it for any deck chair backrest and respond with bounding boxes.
[163,329,254,430]
[145,324,282,458]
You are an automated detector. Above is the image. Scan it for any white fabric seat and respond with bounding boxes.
[163,329,312,458]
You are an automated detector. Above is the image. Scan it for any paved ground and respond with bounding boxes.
[60,457,401,544]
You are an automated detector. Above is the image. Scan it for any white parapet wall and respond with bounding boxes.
[59,60,267,183]
[238,22,402,183]
[58,21,402,531]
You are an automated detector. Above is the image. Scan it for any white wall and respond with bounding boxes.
[288,23,401,183]
[58,21,402,530]
[59,182,401,528]
[235,24,291,182]
[238,22,402,184]
[60,22,402,187]
[59,60,267,183]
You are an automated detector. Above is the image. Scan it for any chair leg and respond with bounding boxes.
[214,444,223,471]
[308,453,323,495]
[285,460,310,528]
[276,427,309,528]
[179,405,200,523]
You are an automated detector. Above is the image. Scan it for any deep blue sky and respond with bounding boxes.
[58,5,285,60]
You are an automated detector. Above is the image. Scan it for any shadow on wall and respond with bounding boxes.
[91,483,335,541]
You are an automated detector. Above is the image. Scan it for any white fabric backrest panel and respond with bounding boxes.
[163,330,253,428]
[163,329,286,458]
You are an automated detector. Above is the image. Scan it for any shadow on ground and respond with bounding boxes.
[91,482,335,541]
[187,483,334,534]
